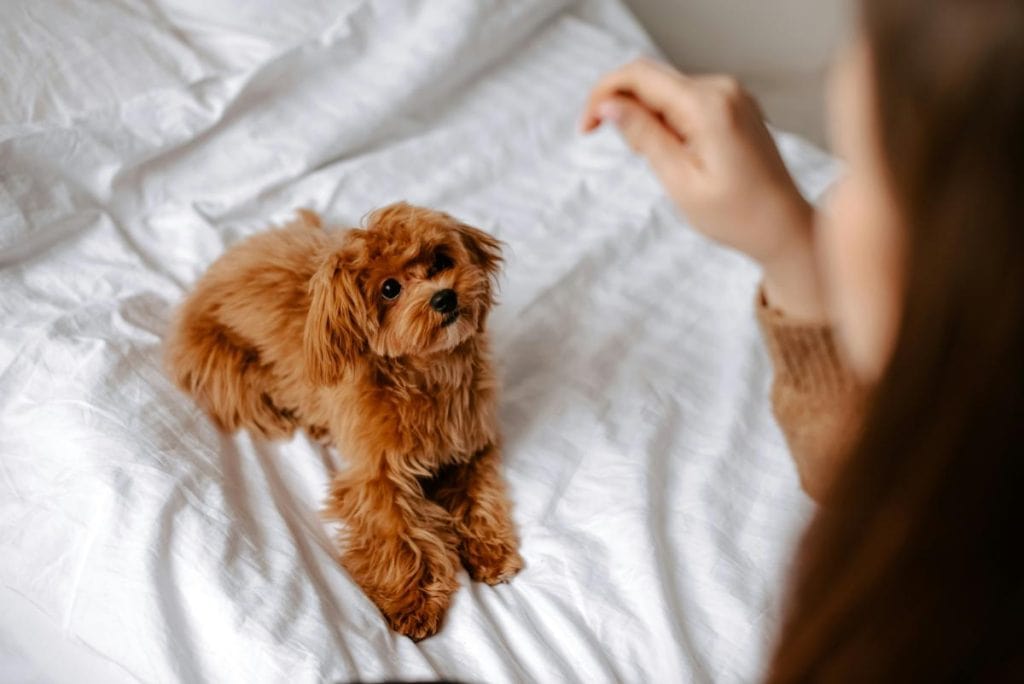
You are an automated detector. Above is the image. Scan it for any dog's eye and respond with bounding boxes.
[381,279,402,300]
[427,252,454,278]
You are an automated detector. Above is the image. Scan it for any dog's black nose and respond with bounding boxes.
[430,289,458,314]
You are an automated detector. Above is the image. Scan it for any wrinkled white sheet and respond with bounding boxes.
[0,1,838,682]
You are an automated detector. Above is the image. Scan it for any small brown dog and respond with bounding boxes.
[165,203,521,640]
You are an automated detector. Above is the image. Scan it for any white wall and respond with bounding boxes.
[621,0,851,147]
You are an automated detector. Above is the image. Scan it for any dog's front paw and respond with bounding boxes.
[384,593,450,641]
[461,537,523,585]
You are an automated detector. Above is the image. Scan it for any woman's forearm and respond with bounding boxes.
[757,289,864,501]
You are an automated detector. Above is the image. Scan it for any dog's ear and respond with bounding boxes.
[456,222,503,280]
[303,241,367,385]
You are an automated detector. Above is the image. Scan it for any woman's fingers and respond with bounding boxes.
[596,96,694,185]
[580,58,816,279]
[580,58,699,134]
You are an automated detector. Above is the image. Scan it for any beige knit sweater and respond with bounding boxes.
[756,291,864,501]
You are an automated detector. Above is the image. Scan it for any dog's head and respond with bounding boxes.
[304,202,502,384]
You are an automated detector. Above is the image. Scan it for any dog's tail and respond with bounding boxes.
[295,208,324,230]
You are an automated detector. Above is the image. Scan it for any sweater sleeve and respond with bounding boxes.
[756,289,864,502]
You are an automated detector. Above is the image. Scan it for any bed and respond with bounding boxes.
[0,1,838,681]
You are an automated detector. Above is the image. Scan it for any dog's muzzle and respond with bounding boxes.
[430,289,461,328]
[430,288,458,314]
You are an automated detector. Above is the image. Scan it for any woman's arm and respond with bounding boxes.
[582,59,863,500]
[757,290,863,501]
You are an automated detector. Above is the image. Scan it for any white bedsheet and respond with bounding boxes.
[0,1,838,682]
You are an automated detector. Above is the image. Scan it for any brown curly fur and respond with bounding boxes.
[165,203,522,640]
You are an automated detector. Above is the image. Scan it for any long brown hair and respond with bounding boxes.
[769,0,1024,680]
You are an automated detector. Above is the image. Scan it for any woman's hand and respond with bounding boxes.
[581,59,826,321]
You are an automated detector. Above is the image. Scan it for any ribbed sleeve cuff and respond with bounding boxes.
[755,288,853,395]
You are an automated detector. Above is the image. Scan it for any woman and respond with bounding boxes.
[582,0,1024,680]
